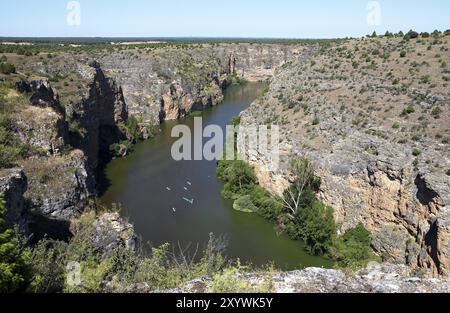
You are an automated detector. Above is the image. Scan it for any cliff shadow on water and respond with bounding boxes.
[99,82,333,270]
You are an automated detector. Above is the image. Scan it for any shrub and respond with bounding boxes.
[190,111,203,117]
[331,224,377,269]
[217,160,257,200]
[0,196,28,293]
[404,30,419,40]
[412,148,421,156]
[400,51,407,58]
[25,239,68,293]
[0,62,16,74]
[230,116,241,127]
[287,201,336,256]
[233,195,257,213]
[411,134,421,141]
[312,116,320,126]
[109,140,133,157]
[230,74,247,86]
[446,169,450,176]
[420,75,431,84]
[0,117,24,168]
[401,105,415,116]
[251,186,284,221]
[125,115,141,142]
[431,106,442,118]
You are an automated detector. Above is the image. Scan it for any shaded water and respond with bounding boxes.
[100,83,332,270]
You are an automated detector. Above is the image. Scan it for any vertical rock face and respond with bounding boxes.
[159,74,227,121]
[68,63,128,171]
[0,168,28,231]
[98,44,298,124]
[240,38,450,275]
[23,149,96,222]
[15,80,65,115]
[14,80,68,156]
[8,65,127,226]
[436,208,450,275]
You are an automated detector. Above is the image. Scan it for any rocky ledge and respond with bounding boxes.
[168,264,450,293]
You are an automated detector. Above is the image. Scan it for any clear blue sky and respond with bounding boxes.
[1,0,449,38]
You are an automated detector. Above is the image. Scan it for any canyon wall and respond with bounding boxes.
[98,44,301,125]
[240,37,450,275]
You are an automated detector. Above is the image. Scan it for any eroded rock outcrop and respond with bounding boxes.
[14,80,68,156]
[23,149,95,222]
[0,168,28,231]
[70,211,137,258]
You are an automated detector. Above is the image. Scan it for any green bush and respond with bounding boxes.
[233,195,257,213]
[190,111,203,117]
[0,117,24,168]
[109,140,133,157]
[431,106,442,118]
[25,239,68,293]
[400,51,407,58]
[231,116,241,127]
[0,62,16,74]
[446,169,450,176]
[0,196,28,293]
[208,261,273,293]
[412,148,421,156]
[401,105,415,116]
[230,74,247,86]
[217,160,257,200]
[312,116,320,125]
[286,201,336,256]
[404,30,419,40]
[125,115,141,142]
[331,224,377,269]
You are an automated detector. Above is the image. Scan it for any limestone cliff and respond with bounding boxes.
[14,80,68,156]
[7,62,128,228]
[97,44,299,125]
[67,61,128,171]
[0,168,27,231]
[240,37,450,275]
